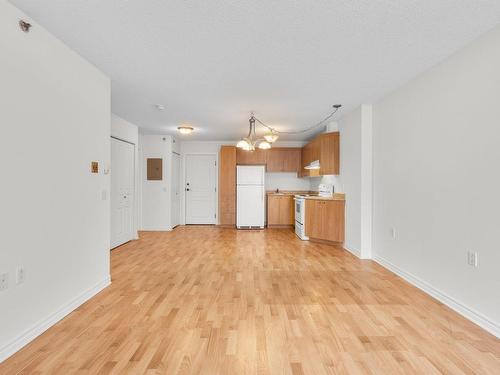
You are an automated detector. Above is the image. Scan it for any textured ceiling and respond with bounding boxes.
[9,0,500,140]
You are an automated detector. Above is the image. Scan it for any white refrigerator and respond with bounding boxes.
[237,165,265,229]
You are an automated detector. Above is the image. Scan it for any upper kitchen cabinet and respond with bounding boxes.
[236,148,268,165]
[319,132,340,175]
[300,132,339,177]
[266,148,301,173]
[300,138,320,177]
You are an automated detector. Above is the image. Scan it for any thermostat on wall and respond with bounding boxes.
[91,161,99,173]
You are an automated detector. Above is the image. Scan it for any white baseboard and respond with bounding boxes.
[343,244,361,258]
[373,255,500,338]
[0,276,111,363]
[139,227,172,231]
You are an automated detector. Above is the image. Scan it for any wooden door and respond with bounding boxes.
[267,195,281,225]
[267,148,301,173]
[310,138,321,162]
[322,200,345,242]
[266,149,286,172]
[236,148,267,165]
[305,200,322,238]
[319,132,340,175]
[279,196,294,225]
[218,146,236,226]
[283,149,301,172]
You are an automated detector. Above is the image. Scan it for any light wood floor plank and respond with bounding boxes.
[1,227,499,374]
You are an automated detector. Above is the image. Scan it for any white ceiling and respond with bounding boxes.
[10,0,500,141]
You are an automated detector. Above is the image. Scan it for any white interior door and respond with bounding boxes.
[111,137,135,248]
[185,154,216,224]
[171,153,180,228]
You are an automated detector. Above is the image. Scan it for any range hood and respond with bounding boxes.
[304,160,320,170]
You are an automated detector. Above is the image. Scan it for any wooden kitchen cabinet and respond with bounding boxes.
[267,195,294,227]
[300,141,320,177]
[218,146,236,226]
[319,132,340,175]
[300,132,339,177]
[236,148,267,165]
[305,199,344,242]
[266,148,301,173]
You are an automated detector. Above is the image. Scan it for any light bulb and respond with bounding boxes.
[258,141,271,150]
[177,125,194,135]
[236,139,248,148]
[264,132,279,143]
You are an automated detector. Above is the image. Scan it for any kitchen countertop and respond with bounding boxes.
[303,193,345,201]
[266,191,314,196]
[266,191,345,201]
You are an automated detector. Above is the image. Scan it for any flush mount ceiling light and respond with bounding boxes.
[155,104,165,110]
[236,105,342,152]
[177,125,194,135]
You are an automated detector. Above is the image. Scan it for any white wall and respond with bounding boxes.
[336,108,362,255]
[140,135,173,230]
[0,1,110,362]
[111,114,139,239]
[265,173,310,191]
[111,114,139,145]
[372,24,500,335]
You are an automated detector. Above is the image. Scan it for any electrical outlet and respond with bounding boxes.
[16,266,25,284]
[467,251,479,267]
[0,273,8,291]
[391,227,397,239]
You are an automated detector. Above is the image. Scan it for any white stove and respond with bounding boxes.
[294,195,308,240]
[294,184,333,240]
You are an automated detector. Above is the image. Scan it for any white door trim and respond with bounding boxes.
[110,136,137,248]
[182,152,218,225]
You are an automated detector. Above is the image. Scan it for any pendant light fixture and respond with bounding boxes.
[264,130,279,143]
[236,115,274,151]
[236,105,342,152]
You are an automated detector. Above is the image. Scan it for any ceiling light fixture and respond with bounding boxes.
[236,115,271,151]
[237,105,342,152]
[263,131,279,143]
[155,104,165,110]
[177,125,194,135]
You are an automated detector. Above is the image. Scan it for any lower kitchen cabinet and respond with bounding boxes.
[267,195,294,227]
[305,199,345,242]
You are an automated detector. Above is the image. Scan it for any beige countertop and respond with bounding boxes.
[266,191,346,201]
[266,190,314,196]
[303,193,345,201]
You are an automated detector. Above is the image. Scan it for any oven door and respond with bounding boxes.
[294,198,304,225]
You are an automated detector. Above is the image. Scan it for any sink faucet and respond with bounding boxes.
[276,188,279,193]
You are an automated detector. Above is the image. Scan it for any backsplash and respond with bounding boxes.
[265,172,311,191]
[310,175,343,193]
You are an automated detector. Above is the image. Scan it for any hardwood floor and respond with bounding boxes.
[1,227,499,374]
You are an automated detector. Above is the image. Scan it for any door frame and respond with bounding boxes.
[181,152,218,225]
[110,136,138,248]
[171,151,181,228]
